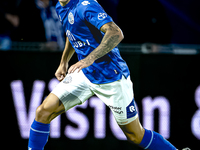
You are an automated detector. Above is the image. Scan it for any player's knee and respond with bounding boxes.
[35,105,52,123]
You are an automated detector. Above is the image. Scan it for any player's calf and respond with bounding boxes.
[120,117,145,145]
[126,132,144,145]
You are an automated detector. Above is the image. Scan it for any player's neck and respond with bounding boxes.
[59,0,71,6]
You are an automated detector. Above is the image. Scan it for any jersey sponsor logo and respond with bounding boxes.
[66,30,90,48]
[66,30,76,41]
[98,13,107,20]
[109,105,123,114]
[82,1,90,5]
[68,12,74,25]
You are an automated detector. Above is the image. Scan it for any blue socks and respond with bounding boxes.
[139,129,176,150]
[28,121,176,150]
[28,120,50,150]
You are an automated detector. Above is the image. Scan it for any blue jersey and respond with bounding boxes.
[56,0,130,84]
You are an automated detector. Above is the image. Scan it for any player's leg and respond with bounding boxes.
[119,118,177,150]
[28,70,93,150]
[28,93,84,150]
[28,93,65,150]
[92,75,177,150]
[28,93,71,150]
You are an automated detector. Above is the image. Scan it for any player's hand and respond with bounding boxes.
[68,58,94,74]
[55,63,68,82]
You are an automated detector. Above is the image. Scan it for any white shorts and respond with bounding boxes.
[51,70,138,125]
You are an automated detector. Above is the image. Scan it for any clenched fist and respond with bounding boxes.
[55,63,68,82]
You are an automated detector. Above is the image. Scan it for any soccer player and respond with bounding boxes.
[28,0,190,150]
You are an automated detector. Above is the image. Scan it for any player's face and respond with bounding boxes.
[59,0,70,6]
[59,0,70,3]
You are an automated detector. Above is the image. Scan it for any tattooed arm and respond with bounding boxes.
[85,22,124,63]
[68,22,124,73]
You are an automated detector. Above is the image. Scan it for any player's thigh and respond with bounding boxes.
[93,76,137,124]
[119,117,145,144]
[92,76,144,143]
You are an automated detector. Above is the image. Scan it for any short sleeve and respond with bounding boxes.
[78,1,113,29]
